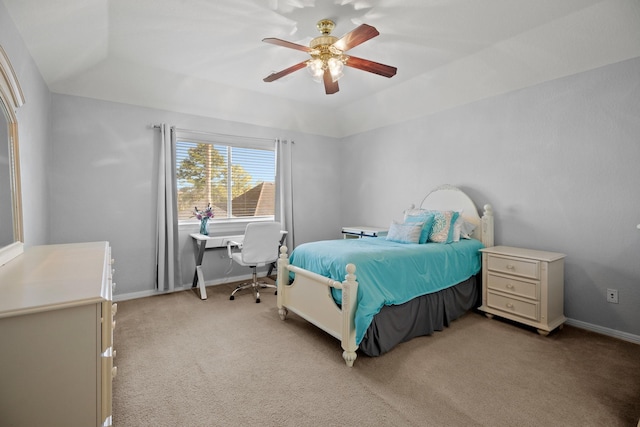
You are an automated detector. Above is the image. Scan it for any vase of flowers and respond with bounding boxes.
[194,204,214,235]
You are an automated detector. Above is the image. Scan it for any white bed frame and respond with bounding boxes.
[276,185,494,366]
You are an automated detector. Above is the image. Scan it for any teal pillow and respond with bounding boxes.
[447,211,460,242]
[404,212,436,244]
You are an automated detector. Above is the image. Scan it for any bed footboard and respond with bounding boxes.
[276,246,359,367]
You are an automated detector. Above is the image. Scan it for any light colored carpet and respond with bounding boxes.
[113,281,640,426]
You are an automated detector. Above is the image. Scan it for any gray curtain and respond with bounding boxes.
[275,139,294,250]
[156,124,180,291]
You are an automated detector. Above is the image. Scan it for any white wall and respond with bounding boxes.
[49,94,342,296]
[0,0,51,247]
[339,57,640,337]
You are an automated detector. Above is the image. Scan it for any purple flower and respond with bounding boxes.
[193,203,214,221]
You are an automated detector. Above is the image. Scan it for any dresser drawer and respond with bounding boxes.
[487,254,540,280]
[101,353,114,425]
[486,273,539,300]
[101,301,114,353]
[487,291,539,321]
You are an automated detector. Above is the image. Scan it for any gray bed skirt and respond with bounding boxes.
[358,274,480,357]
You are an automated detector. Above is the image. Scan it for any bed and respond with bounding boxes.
[276,185,494,366]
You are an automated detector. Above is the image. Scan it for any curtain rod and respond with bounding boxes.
[150,124,278,143]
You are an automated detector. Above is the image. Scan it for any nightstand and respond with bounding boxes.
[341,226,388,239]
[479,245,566,335]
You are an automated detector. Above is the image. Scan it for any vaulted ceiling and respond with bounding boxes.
[3,0,640,137]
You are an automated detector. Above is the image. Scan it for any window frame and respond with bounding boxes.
[174,129,277,226]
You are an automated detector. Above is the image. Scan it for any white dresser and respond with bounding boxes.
[0,241,116,426]
[479,245,566,336]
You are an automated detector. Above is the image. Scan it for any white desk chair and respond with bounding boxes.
[227,221,282,303]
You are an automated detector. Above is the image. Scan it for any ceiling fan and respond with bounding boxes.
[262,19,397,95]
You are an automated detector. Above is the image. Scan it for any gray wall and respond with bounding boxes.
[339,57,640,337]
[1,0,51,247]
[49,94,342,296]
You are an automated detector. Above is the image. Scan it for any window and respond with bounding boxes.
[175,133,276,222]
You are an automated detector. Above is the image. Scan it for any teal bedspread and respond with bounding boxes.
[289,238,484,344]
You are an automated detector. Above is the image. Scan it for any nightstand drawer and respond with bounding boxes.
[486,273,539,300]
[487,291,539,321]
[487,254,540,280]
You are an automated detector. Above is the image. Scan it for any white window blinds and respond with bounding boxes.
[175,131,276,222]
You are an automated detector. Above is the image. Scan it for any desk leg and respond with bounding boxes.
[193,240,208,300]
[196,265,207,300]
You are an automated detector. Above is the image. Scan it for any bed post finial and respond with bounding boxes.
[482,204,494,248]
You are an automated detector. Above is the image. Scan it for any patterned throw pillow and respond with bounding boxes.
[427,210,460,243]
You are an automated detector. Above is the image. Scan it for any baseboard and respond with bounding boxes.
[565,318,640,345]
[113,272,258,302]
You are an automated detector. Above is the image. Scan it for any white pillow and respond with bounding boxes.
[452,210,479,241]
[386,220,424,244]
[459,219,478,240]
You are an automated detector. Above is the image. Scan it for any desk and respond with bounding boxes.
[341,226,388,239]
[190,233,244,300]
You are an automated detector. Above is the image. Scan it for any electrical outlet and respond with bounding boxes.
[606,288,619,304]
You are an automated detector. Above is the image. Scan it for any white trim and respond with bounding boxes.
[113,271,262,302]
[0,45,25,108]
[0,241,23,267]
[565,318,640,345]
[179,216,274,229]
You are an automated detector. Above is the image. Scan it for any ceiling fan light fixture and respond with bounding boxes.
[307,58,325,81]
[328,57,345,82]
[263,19,397,94]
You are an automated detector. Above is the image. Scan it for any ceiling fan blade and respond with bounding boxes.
[263,61,308,82]
[262,37,311,52]
[333,24,379,52]
[345,55,397,78]
[323,69,339,95]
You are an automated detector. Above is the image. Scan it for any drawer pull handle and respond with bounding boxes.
[506,264,515,270]
[506,302,514,309]
[112,303,118,315]
[112,366,118,378]
[506,283,514,289]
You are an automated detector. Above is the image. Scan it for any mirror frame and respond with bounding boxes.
[0,44,25,266]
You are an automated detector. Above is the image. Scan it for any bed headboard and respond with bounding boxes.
[419,184,494,247]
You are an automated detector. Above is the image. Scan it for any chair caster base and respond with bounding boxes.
[230,295,235,300]
[256,298,260,303]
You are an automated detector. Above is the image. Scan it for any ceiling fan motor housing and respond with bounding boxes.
[316,19,336,35]
[309,21,347,72]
